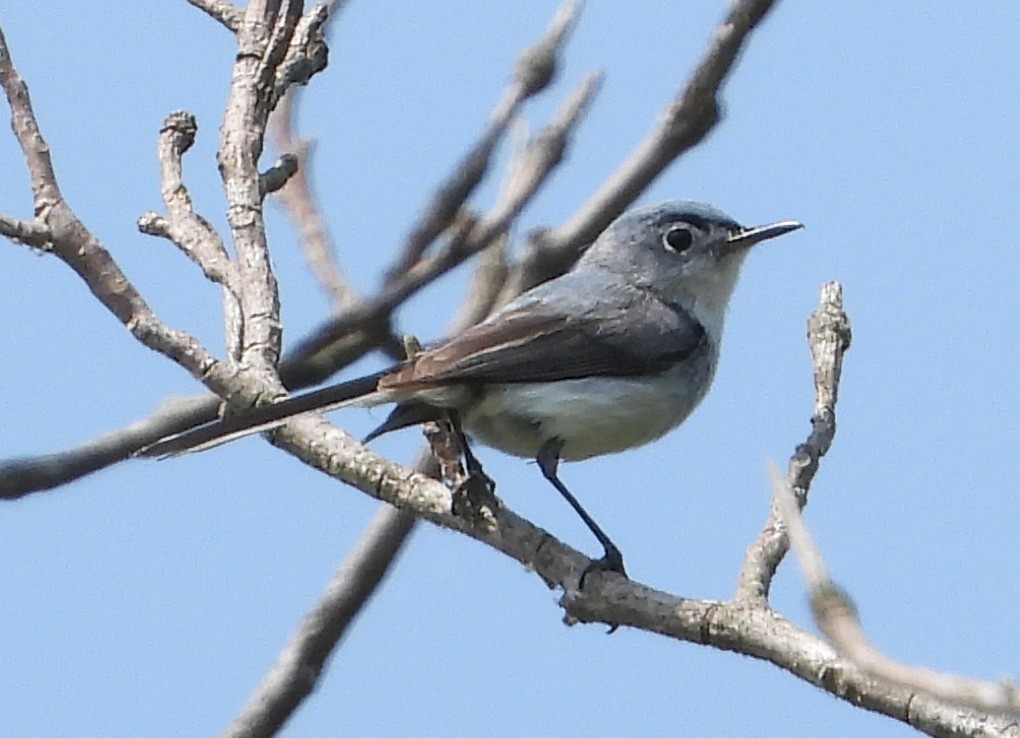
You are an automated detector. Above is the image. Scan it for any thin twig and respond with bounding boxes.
[478,70,602,252]
[185,0,244,32]
[271,3,330,104]
[287,68,600,365]
[504,0,790,298]
[219,504,417,738]
[0,25,238,398]
[385,0,581,279]
[0,212,50,247]
[736,282,851,601]
[258,152,299,195]
[137,111,238,289]
[269,87,360,310]
[138,109,246,359]
[774,468,1020,716]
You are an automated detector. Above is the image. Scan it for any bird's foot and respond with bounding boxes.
[451,468,499,531]
[579,546,628,589]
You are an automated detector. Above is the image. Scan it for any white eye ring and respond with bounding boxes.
[663,225,694,253]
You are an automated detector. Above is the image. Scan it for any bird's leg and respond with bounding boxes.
[445,411,498,519]
[536,439,627,581]
[448,412,492,489]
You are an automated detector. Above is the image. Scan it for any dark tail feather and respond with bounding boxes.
[136,370,388,458]
[362,402,447,444]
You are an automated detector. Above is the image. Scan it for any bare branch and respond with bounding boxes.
[5,5,1018,735]
[0,15,345,497]
[507,0,578,105]
[218,394,1016,737]
[186,0,244,33]
[0,10,593,497]
[267,32,410,364]
[448,227,508,330]
[271,3,330,101]
[267,9,408,363]
[561,578,1020,737]
[736,282,851,601]
[220,216,516,736]
[505,0,791,296]
[774,468,1020,717]
[219,504,417,738]
[386,0,581,278]
[0,319,407,498]
[215,2,299,377]
[484,70,602,240]
[0,24,237,397]
[769,464,829,587]
[135,110,246,359]
[287,67,599,366]
[260,0,302,91]
[0,397,216,500]
[3,1,583,501]
[489,70,601,308]
[138,111,238,289]
[228,277,1013,736]
[269,88,360,309]
[0,27,61,209]
[258,152,299,196]
[0,211,50,248]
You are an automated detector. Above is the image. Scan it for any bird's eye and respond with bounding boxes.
[663,225,694,253]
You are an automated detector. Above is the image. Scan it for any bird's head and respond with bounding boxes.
[580,200,803,335]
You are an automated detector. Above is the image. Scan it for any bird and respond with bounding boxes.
[139,200,803,578]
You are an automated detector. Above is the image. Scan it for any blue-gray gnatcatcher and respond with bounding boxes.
[141,201,802,577]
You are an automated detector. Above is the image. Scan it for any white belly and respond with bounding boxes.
[462,361,714,461]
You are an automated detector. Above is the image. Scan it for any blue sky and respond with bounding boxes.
[2,2,1019,736]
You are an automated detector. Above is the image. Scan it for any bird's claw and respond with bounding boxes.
[579,547,627,589]
[451,468,499,527]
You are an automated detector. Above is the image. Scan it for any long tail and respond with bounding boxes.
[136,370,389,458]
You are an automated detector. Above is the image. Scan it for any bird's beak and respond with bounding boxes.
[719,220,803,256]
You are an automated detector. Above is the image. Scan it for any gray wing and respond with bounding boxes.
[383,282,707,388]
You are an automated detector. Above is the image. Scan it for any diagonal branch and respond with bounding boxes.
[0,398,215,500]
[0,212,50,247]
[0,24,238,398]
[0,324,400,498]
[269,86,361,311]
[385,0,581,279]
[231,281,1015,736]
[219,504,417,738]
[502,0,791,298]
[775,466,1020,716]
[286,68,600,372]
[186,0,244,33]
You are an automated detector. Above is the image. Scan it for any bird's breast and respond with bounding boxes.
[462,355,716,461]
